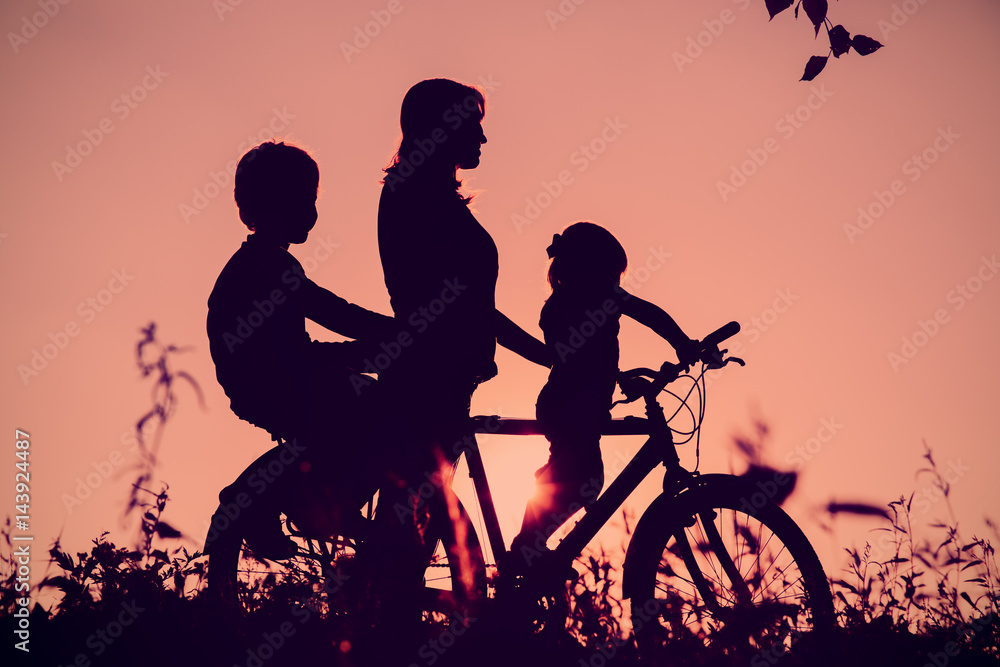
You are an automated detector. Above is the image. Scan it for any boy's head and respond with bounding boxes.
[234,141,319,244]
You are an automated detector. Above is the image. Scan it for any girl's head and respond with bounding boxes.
[385,78,487,194]
[547,222,627,291]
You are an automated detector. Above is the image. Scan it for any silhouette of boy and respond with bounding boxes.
[206,141,394,558]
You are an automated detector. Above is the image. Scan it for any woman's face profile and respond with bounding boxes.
[453,117,487,170]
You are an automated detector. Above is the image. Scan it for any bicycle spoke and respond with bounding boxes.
[690,537,728,593]
[686,526,728,593]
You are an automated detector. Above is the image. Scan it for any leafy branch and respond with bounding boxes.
[765,0,884,80]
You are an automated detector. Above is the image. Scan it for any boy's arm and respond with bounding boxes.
[617,288,699,366]
[496,309,552,368]
[298,275,395,341]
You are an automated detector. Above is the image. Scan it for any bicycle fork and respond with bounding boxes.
[635,401,756,614]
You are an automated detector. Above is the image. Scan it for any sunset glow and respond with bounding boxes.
[1,0,998,628]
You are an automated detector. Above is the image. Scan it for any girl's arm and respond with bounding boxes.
[496,309,552,368]
[617,288,699,366]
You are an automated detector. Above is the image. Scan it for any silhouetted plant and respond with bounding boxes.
[828,444,999,663]
[39,530,205,615]
[125,322,202,554]
[764,0,884,80]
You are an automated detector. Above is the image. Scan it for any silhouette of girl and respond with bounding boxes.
[510,222,699,567]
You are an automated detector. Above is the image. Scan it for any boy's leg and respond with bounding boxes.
[205,439,306,559]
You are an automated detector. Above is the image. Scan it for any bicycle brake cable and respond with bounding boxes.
[694,363,708,472]
[674,363,708,471]
[661,368,703,444]
[662,385,698,441]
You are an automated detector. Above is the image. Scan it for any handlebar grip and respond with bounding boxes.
[617,321,742,402]
[702,321,740,349]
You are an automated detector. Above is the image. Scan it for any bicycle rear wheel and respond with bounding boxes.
[205,496,486,623]
[204,500,365,616]
[627,476,833,662]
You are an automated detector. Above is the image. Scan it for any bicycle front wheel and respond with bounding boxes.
[627,476,834,662]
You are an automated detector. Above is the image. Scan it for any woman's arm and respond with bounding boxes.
[618,288,699,366]
[495,310,552,368]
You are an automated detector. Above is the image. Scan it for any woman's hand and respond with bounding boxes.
[495,310,552,368]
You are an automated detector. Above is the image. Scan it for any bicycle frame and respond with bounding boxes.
[466,392,691,576]
[464,387,786,625]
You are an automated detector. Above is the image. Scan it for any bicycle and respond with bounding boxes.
[205,321,834,660]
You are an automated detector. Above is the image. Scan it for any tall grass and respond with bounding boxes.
[830,444,998,663]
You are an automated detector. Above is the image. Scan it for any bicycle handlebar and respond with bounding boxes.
[617,321,744,402]
[702,320,740,352]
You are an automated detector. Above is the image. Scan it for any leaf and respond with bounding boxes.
[175,370,206,409]
[739,465,797,505]
[734,437,756,458]
[766,0,794,20]
[800,55,828,81]
[802,0,828,36]
[834,579,859,594]
[155,521,183,539]
[39,575,73,592]
[852,34,884,56]
[825,501,889,519]
[48,546,74,573]
[829,25,851,58]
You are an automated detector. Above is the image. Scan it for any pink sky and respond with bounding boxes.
[2,0,998,598]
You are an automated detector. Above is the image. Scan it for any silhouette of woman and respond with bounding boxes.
[378,78,549,471]
[365,79,551,654]
[371,81,550,617]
